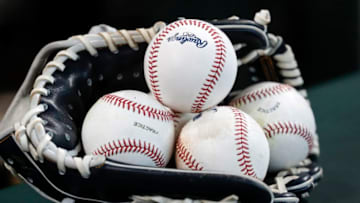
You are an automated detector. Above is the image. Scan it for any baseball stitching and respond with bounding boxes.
[147,19,227,112]
[263,121,313,151]
[176,137,204,170]
[231,107,257,178]
[101,94,173,121]
[230,83,293,107]
[172,113,181,129]
[93,138,166,167]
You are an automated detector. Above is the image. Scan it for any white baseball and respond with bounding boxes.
[81,90,175,167]
[144,19,237,113]
[230,82,316,171]
[175,106,270,180]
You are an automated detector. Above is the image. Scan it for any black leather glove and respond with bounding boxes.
[0,10,322,203]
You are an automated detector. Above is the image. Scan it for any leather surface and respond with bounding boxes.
[40,44,149,150]
[0,135,273,202]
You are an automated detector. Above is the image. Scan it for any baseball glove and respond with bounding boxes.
[0,10,322,203]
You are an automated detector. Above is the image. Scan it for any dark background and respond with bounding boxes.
[0,0,358,91]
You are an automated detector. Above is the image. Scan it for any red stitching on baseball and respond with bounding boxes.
[264,121,313,151]
[176,137,204,170]
[93,138,166,167]
[101,94,173,121]
[172,113,182,129]
[231,108,257,179]
[146,19,226,113]
[147,21,172,103]
[230,84,293,107]
[191,24,226,113]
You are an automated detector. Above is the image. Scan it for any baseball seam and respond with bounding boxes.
[263,121,313,151]
[176,137,204,170]
[147,19,227,112]
[230,84,293,107]
[172,113,182,129]
[191,22,226,113]
[101,94,173,121]
[93,138,166,167]
[231,108,257,179]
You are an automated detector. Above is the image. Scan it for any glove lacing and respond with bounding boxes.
[13,21,166,178]
[239,30,321,158]
[269,39,320,157]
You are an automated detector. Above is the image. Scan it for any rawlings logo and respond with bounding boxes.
[168,32,208,48]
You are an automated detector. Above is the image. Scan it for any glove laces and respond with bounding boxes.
[14,22,166,178]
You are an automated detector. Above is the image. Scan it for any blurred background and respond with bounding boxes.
[0,0,358,202]
[0,0,357,91]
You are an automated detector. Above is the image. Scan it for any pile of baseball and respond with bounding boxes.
[81,19,316,181]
